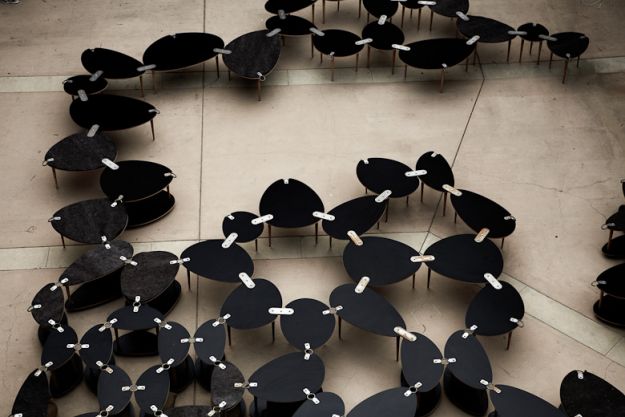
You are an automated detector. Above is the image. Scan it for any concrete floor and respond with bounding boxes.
[1,0,625,416]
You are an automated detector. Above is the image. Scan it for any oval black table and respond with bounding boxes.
[220,278,282,345]
[362,0,399,20]
[69,94,159,140]
[97,365,133,416]
[222,211,264,250]
[347,387,417,417]
[517,23,549,64]
[280,298,335,350]
[10,370,52,417]
[49,198,128,246]
[43,131,116,189]
[293,392,343,417]
[181,239,254,287]
[312,29,364,81]
[259,178,325,246]
[362,20,404,73]
[451,189,516,244]
[444,330,493,416]
[399,0,426,30]
[265,0,317,17]
[62,240,132,312]
[81,47,146,94]
[603,205,625,254]
[80,323,114,394]
[559,370,625,417]
[428,0,469,30]
[466,281,525,348]
[63,74,108,98]
[356,158,418,199]
[416,151,455,209]
[194,318,227,391]
[107,303,163,357]
[547,32,590,84]
[343,236,421,287]
[157,321,195,393]
[266,14,317,60]
[211,361,246,417]
[41,325,83,398]
[223,30,282,101]
[593,263,625,327]
[30,282,65,330]
[424,234,504,288]
[121,251,181,315]
[490,384,565,417]
[457,16,516,63]
[322,195,386,244]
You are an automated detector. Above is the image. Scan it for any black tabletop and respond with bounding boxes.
[313,29,364,57]
[415,151,455,191]
[348,388,417,417]
[70,94,157,131]
[30,283,65,326]
[222,211,264,242]
[265,0,317,14]
[596,263,625,298]
[548,32,589,59]
[249,352,325,403]
[11,371,50,417]
[363,0,399,18]
[107,303,163,331]
[63,240,133,285]
[322,195,386,239]
[605,206,625,231]
[429,0,469,17]
[80,324,113,369]
[194,319,226,364]
[457,16,515,44]
[401,332,444,392]
[517,23,549,42]
[444,330,492,390]
[560,370,625,417]
[399,38,474,69]
[362,21,405,51]
[294,392,345,417]
[50,198,128,244]
[164,406,213,417]
[260,178,324,228]
[98,365,132,413]
[211,361,246,409]
[220,278,282,330]
[120,251,179,301]
[401,0,425,9]
[45,132,116,172]
[223,30,281,79]
[451,189,516,238]
[266,15,316,36]
[424,234,503,284]
[158,321,190,367]
[135,365,170,412]
[100,160,173,201]
[63,74,108,96]
[42,325,78,370]
[181,239,254,283]
[491,385,566,417]
[356,158,418,197]
[81,48,144,79]
[343,236,420,286]
[465,282,524,336]
[329,283,405,337]
[281,298,335,349]
[143,32,224,71]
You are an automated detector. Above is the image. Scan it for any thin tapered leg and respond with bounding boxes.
[367,45,371,68]
[519,39,524,63]
[215,56,220,78]
[506,40,511,63]
[152,70,157,91]
[501,237,505,249]
[404,64,408,80]
[427,268,431,289]
[51,167,59,189]
[396,336,400,362]
[473,46,478,65]
[454,211,457,223]
[577,55,581,68]
[331,55,335,81]
[412,273,415,289]
[312,3,315,24]
[358,0,362,18]
[227,325,232,346]
[608,230,614,250]
[322,0,325,24]
[320,52,323,65]
[465,55,469,72]
[420,185,424,202]
[329,236,332,249]
[401,6,405,28]
[268,224,272,247]
[562,59,569,84]
[417,8,422,31]
[228,70,231,81]
[439,68,445,93]
[257,79,261,101]
[549,52,553,69]
[187,270,191,291]
[537,41,542,65]
[355,53,359,72]
[311,37,314,58]
[442,192,447,216]
[315,223,318,245]
[139,75,144,97]
[392,50,397,74]
[61,234,66,249]
[529,41,533,55]
[506,331,512,350]
[337,0,339,12]
[150,119,155,141]
[385,201,389,222]
[406,195,409,207]
[255,239,258,252]
[271,321,275,342]
[429,10,433,31]
[338,316,342,340]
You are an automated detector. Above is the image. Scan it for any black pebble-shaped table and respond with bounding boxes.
[424,234,503,287]
[30,282,65,328]
[10,370,51,417]
[266,15,316,37]
[416,151,455,199]
[323,196,386,241]
[63,240,132,312]
[362,0,399,19]
[63,74,108,97]
[294,392,344,417]
[121,251,181,315]
[343,236,421,287]
[281,298,335,349]
[260,178,324,229]
[97,365,132,415]
[81,48,145,80]
[517,23,549,64]
[361,20,404,71]
[356,158,418,198]
[444,330,493,416]
[107,303,163,356]
[158,321,193,393]
[222,211,264,244]
[134,365,171,414]
[181,239,254,285]
[457,16,516,62]
[211,361,246,415]
[80,324,114,394]
[490,384,565,417]
[49,198,128,246]
[348,387,417,417]
[312,29,364,81]
[41,325,83,398]
[398,1,426,30]
[143,32,225,75]
[560,370,625,417]
[194,319,227,391]
[547,32,589,83]
[601,206,625,258]
[593,263,625,327]
[429,0,468,18]
[451,189,516,240]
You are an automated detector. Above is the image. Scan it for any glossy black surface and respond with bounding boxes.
[490,385,565,417]
[51,198,128,244]
[63,74,108,96]
[605,206,625,231]
[322,195,386,239]
[343,236,420,286]
[465,282,524,336]
[429,0,469,17]
[249,352,325,402]
[593,297,625,328]
[415,152,455,191]
[81,48,144,79]
[265,0,317,14]
[158,321,191,367]
[281,298,335,349]
[350,388,418,417]
[194,319,227,363]
[457,16,515,43]
[444,330,492,390]
[329,283,405,336]
[30,282,65,326]
[548,32,589,59]
[401,0,425,9]
[45,132,116,172]
[100,160,173,201]
[517,23,549,42]
[602,235,625,259]
[70,94,157,131]
[260,178,324,228]
[11,371,50,417]
[124,190,175,228]
[97,365,133,413]
[181,239,254,283]
[222,211,264,242]
[266,15,316,36]
[356,158,418,197]
[143,32,224,71]
[211,361,245,409]
[80,324,113,369]
[451,189,516,238]
[63,240,132,285]
[135,365,170,412]
[399,38,474,69]
[313,29,364,57]
[425,234,504,284]
[42,326,78,370]
[560,370,625,417]
[223,30,281,79]
[362,0,399,18]
[596,263,625,298]
[107,304,163,331]
[121,251,179,301]
[221,278,282,329]
[65,271,123,312]
[362,21,404,50]
[293,392,344,417]
[401,332,444,392]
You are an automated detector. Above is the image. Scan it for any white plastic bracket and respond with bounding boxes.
[462,324,478,338]
[347,230,363,246]
[411,255,435,263]
[89,70,104,82]
[222,233,238,248]
[375,190,392,203]
[252,214,273,225]
[484,273,502,290]
[313,211,335,221]
[303,388,320,404]
[394,327,417,342]
[355,276,370,293]
[239,272,255,288]
[474,228,490,243]
[322,306,343,315]
[442,184,462,196]
[405,170,427,177]
[269,307,294,315]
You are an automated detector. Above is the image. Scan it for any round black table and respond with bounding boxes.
[181,239,254,287]
[49,198,128,246]
[416,151,455,207]
[343,236,421,287]
[222,211,264,250]
[457,16,516,63]
[466,281,525,348]
[80,323,114,394]
[223,30,282,101]
[362,0,399,20]
[428,0,469,30]
[10,370,52,417]
[41,325,83,398]
[547,32,590,84]
[444,330,493,416]
[602,206,625,258]
[81,47,146,94]
[312,29,364,81]
[43,131,116,189]
[451,189,516,244]
[121,251,181,315]
[211,361,246,417]
[158,321,195,393]
[259,178,325,246]
[593,263,625,327]
[63,74,108,98]
[560,370,625,417]
[347,387,417,417]
[490,384,565,417]
[30,282,65,330]
[322,195,386,243]
[107,303,163,357]
[194,318,227,391]
[280,298,336,350]
[517,23,549,64]
[62,240,132,312]
[361,20,404,73]
[266,14,317,59]
[356,158,418,198]
[69,94,159,140]
[220,278,282,345]
[424,234,504,288]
